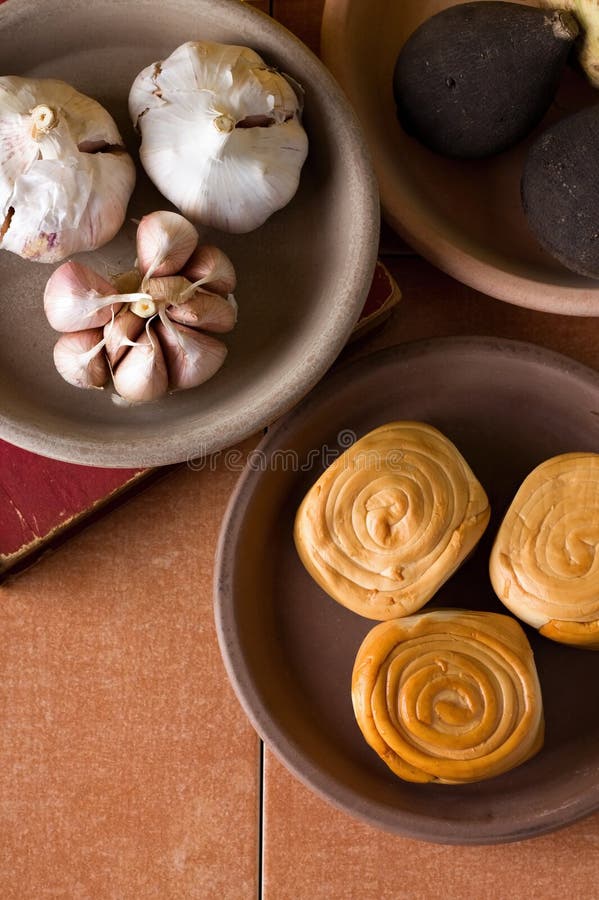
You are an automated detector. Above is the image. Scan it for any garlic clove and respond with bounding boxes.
[129,42,309,233]
[183,244,237,296]
[0,76,136,263]
[44,261,124,332]
[145,275,193,305]
[112,327,169,402]
[167,290,237,333]
[104,307,146,366]
[53,329,108,389]
[155,317,227,390]
[136,210,198,278]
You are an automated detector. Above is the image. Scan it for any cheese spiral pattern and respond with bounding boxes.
[294,422,490,620]
[490,453,599,649]
[351,610,544,783]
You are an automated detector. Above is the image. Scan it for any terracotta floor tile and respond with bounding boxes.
[0,443,260,900]
[263,750,599,900]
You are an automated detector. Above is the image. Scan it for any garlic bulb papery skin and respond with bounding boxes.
[0,76,136,262]
[129,42,309,232]
[145,276,195,305]
[543,1,599,87]
[167,290,237,332]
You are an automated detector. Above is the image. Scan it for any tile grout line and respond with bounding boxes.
[258,739,265,900]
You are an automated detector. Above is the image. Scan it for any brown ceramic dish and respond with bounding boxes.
[0,0,379,467]
[321,0,599,315]
[215,337,599,844]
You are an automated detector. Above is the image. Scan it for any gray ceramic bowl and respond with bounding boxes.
[215,337,599,844]
[321,0,599,315]
[0,0,379,467]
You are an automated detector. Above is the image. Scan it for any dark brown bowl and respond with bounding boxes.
[321,0,599,315]
[215,337,599,844]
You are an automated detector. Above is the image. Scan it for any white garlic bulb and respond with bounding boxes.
[0,76,136,262]
[129,41,309,233]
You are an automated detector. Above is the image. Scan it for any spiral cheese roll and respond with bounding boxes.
[490,453,599,649]
[352,610,544,783]
[294,422,490,620]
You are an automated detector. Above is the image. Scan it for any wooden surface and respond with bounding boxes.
[2,1,599,898]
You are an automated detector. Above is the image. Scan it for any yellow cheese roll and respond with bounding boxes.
[294,421,490,620]
[352,609,544,783]
[491,453,599,649]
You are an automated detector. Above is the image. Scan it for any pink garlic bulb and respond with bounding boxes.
[43,210,237,403]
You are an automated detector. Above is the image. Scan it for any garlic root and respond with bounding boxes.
[130,296,158,319]
[30,104,58,140]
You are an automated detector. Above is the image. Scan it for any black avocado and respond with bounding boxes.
[522,104,599,279]
[393,1,578,159]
